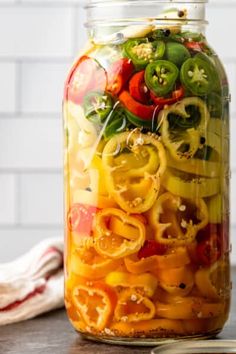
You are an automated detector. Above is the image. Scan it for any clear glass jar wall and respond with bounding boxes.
[63,0,231,345]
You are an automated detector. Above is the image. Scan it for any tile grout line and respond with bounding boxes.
[14,173,21,225]
[15,60,22,114]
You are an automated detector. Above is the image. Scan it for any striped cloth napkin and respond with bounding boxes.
[0,238,64,325]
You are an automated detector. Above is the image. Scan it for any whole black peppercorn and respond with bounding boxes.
[179,283,186,289]
[178,10,185,18]
[161,29,171,37]
[200,137,206,145]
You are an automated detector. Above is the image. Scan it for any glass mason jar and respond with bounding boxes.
[63,0,231,345]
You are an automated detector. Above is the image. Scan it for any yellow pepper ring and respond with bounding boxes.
[160,97,210,161]
[114,289,155,322]
[124,247,190,274]
[149,192,208,246]
[94,208,146,259]
[167,154,221,178]
[105,271,158,297]
[102,132,167,213]
[162,168,220,198]
[71,247,121,280]
[155,297,224,320]
[109,216,140,240]
[155,266,194,296]
[114,145,161,178]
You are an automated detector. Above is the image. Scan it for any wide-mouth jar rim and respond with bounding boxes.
[86,0,208,9]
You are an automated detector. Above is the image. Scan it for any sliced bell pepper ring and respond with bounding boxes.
[93,208,146,259]
[129,70,150,104]
[124,247,191,274]
[106,58,134,96]
[159,97,210,161]
[145,60,179,96]
[150,86,184,106]
[113,143,161,177]
[195,260,230,300]
[180,56,214,96]
[114,289,155,322]
[154,266,194,296]
[67,203,97,236]
[64,56,107,104]
[119,90,156,121]
[72,281,117,331]
[105,271,158,297]
[83,91,113,124]
[109,215,141,240]
[162,168,220,198]
[71,246,122,280]
[155,297,224,320]
[148,192,208,247]
[110,319,185,336]
[123,38,165,70]
[102,132,166,213]
[167,153,221,178]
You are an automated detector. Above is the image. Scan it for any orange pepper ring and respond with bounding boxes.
[114,289,155,322]
[94,208,146,259]
[105,271,158,297]
[71,247,121,280]
[149,192,208,246]
[72,282,117,331]
[124,247,190,274]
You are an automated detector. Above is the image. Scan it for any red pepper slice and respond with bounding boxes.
[138,240,167,259]
[119,90,156,120]
[107,58,134,96]
[64,56,107,104]
[129,70,150,104]
[67,203,98,236]
[150,86,184,106]
[196,233,221,267]
[184,41,203,52]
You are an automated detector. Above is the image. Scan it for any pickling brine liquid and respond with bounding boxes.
[63,11,231,344]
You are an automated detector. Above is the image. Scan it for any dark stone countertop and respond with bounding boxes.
[0,268,235,354]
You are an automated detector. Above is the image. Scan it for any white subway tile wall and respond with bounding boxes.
[0,0,235,263]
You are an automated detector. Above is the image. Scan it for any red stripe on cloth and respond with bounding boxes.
[0,284,46,312]
[39,246,63,260]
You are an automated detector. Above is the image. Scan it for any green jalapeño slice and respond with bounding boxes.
[145,60,179,96]
[124,38,165,69]
[180,56,214,96]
